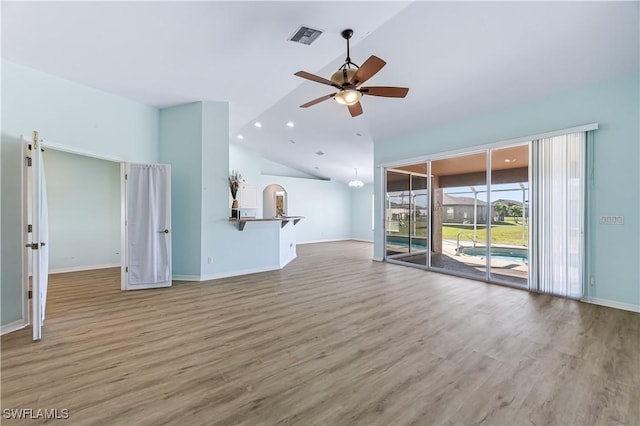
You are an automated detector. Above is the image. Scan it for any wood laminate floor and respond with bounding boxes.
[2,241,639,425]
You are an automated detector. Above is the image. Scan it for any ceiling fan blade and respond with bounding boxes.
[360,86,409,98]
[295,71,341,89]
[300,93,336,108]
[348,102,363,117]
[350,55,386,86]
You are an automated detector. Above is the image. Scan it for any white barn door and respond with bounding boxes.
[121,163,172,290]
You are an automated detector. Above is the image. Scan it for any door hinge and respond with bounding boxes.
[125,173,128,180]
[27,224,32,233]
[25,242,45,249]
[125,266,128,272]
[26,156,32,167]
[28,290,32,299]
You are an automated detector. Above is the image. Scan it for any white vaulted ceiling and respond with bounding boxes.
[3,1,639,184]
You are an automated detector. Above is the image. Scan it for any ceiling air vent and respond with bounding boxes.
[289,25,323,45]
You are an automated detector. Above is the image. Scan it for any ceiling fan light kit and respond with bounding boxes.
[294,28,409,117]
[334,89,361,106]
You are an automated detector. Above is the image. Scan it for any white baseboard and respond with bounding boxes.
[298,238,373,245]
[582,297,640,313]
[172,275,201,282]
[297,238,350,245]
[372,256,384,262]
[1,320,28,336]
[201,264,282,281]
[280,255,297,269]
[49,263,120,274]
[173,264,283,282]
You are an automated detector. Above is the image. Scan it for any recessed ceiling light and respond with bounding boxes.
[289,139,296,144]
[314,166,319,170]
[504,158,516,163]
[237,134,244,140]
[315,151,325,156]
[356,133,362,137]
[254,122,262,128]
[286,121,295,128]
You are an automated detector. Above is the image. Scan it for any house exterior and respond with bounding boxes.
[442,193,487,224]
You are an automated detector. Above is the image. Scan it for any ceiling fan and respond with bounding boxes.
[294,29,409,117]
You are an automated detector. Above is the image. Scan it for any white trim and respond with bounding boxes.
[350,238,373,243]
[49,263,120,274]
[172,275,201,282]
[120,163,126,291]
[1,320,29,336]
[372,256,384,262]
[377,165,386,261]
[21,136,30,330]
[125,282,172,291]
[173,264,284,282]
[279,256,296,269]
[582,297,640,313]
[297,238,351,245]
[41,139,123,163]
[377,123,599,169]
[201,265,282,281]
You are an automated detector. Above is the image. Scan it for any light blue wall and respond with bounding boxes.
[159,102,282,278]
[2,61,158,162]
[1,61,159,327]
[159,103,204,277]
[230,143,353,243]
[260,157,319,179]
[260,175,352,243]
[1,139,24,326]
[374,73,640,308]
[350,183,374,242]
[44,149,120,271]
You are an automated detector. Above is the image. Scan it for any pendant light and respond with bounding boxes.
[348,168,364,187]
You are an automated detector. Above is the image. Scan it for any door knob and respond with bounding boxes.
[160,229,169,234]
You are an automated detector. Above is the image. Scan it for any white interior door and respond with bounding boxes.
[30,136,49,341]
[122,163,172,290]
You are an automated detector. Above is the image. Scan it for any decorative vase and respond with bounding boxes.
[231,198,239,218]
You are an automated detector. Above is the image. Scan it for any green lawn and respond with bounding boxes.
[390,217,528,246]
[441,222,528,246]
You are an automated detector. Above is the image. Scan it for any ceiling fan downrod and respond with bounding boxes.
[339,29,359,70]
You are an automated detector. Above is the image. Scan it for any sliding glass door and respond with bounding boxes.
[411,174,428,257]
[385,145,531,287]
[429,152,487,280]
[384,133,585,297]
[489,145,529,286]
[385,167,428,267]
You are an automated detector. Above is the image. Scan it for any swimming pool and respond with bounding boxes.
[460,247,528,263]
[386,236,427,250]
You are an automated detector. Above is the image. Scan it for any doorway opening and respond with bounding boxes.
[263,184,288,218]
